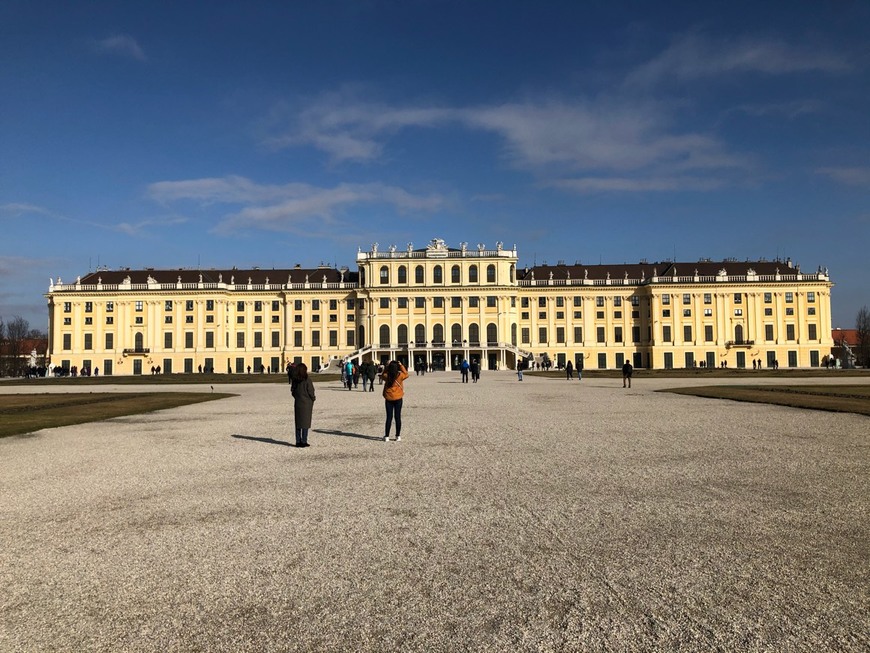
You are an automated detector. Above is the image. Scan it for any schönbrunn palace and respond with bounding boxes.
[45,238,834,376]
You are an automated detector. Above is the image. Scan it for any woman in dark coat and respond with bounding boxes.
[291,363,316,447]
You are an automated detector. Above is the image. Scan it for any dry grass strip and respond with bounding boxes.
[661,384,870,416]
[0,392,234,438]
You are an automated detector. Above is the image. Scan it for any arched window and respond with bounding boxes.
[135,332,144,350]
[451,323,462,344]
[398,265,407,284]
[380,265,389,285]
[433,324,444,344]
[486,264,496,283]
[469,323,480,345]
[359,268,366,287]
[415,265,425,284]
[358,325,365,347]
[511,323,517,346]
[379,324,390,346]
[486,323,498,345]
[469,265,478,283]
[735,324,744,344]
[433,265,443,284]
[509,264,515,283]
[451,265,461,284]
[398,324,408,345]
[415,324,425,344]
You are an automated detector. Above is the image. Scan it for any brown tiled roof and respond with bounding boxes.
[519,260,806,281]
[832,329,860,346]
[78,267,358,285]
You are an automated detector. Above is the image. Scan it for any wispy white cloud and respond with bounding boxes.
[92,34,147,61]
[544,176,727,193]
[816,166,870,187]
[728,100,826,119]
[148,176,446,234]
[112,216,188,236]
[0,203,55,218]
[625,33,850,87]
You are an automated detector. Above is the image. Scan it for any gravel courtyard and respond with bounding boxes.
[1,373,868,652]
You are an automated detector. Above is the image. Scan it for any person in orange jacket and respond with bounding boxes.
[381,360,409,442]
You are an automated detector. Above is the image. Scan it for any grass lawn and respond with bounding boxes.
[0,392,235,438]
[0,373,341,386]
[660,384,870,417]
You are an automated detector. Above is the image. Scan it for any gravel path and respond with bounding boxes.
[1,373,868,652]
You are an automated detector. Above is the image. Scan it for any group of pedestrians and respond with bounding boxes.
[289,359,408,447]
[459,358,480,383]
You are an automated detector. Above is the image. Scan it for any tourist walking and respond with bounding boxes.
[470,358,480,383]
[381,360,409,442]
[364,360,377,391]
[517,361,523,381]
[622,359,633,388]
[577,356,583,381]
[565,360,573,380]
[291,363,316,447]
[460,358,470,383]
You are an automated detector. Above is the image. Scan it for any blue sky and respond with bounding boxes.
[2,0,868,331]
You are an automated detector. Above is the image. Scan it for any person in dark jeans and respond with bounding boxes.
[381,361,409,442]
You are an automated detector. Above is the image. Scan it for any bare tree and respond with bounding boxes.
[4,315,30,377]
[857,306,870,368]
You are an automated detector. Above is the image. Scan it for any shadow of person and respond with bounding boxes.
[231,434,293,447]
[313,428,383,441]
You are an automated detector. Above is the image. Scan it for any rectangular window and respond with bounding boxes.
[206,332,215,348]
[764,308,773,316]
[539,327,548,342]
[704,325,713,342]
[237,316,245,324]
[556,327,565,343]
[329,299,337,311]
[237,301,245,312]
[294,331,302,347]
[596,311,604,319]
[521,328,530,344]
[807,292,815,303]
[185,332,194,348]
[186,300,194,311]
[574,326,583,343]
[106,317,114,325]
[415,297,426,309]
[62,333,71,350]
[785,308,794,316]
[613,311,621,319]
[237,332,245,348]
[613,297,622,307]
[165,316,173,324]
[734,309,743,316]
[683,325,692,342]
[271,300,279,311]
[630,296,640,307]
[662,326,672,342]
[683,309,691,317]
[84,334,93,350]
[573,311,581,319]
[521,312,529,319]
[254,301,262,311]
[206,315,214,323]
[347,330,355,347]
[311,331,320,347]
[785,292,794,303]
[556,296,565,307]
[469,297,479,308]
[105,333,114,349]
[557,311,565,319]
[734,293,742,304]
[271,331,279,347]
[397,298,408,310]
[346,298,355,309]
[254,332,263,348]
[538,312,546,320]
[808,307,816,316]
[661,294,670,305]
[135,317,143,324]
[380,298,390,309]
[206,300,214,310]
[451,297,461,308]
[164,300,173,311]
[254,315,263,324]
[596,296,605,307]
[294,300,302,310]
[329,330,338,347]
[704,308,712,316]
[614,326,623,343]
[765,325,774,341]
[786,324,795,340]
[596,326,605,343]
[106,301,114,312]
[312,299,321,311]
[136,301,143,312]
[662,309,671,318]
[703,293,711,304]
[185,316,194,323]
[764,292,772,303]
[683,294,691,305]
[632,326,640,343]
[63,302,71,313]
[434,297,444,308]
[574,296,582,307]
[164,332,172,349]
[311,315,319,323]
[84,301,93,313]
[84,317,93,325]
[521,297,529,308]
[597,353,607,369]
[272,315,280,323]
[63,317,71,325]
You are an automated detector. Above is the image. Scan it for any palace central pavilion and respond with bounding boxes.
[45,238,833,376]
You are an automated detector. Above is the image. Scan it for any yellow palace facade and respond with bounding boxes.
[45,238,834,376]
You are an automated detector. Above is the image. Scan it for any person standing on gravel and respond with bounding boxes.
[291,363,316,447]
[381,360,409,442]
[622,359,633,388]
[565,360,573,380]
[577,356,584,381]
[364,360,377,392]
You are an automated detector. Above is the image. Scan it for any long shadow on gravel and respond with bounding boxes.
[231,434,293,447]
[313,428,383,441]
